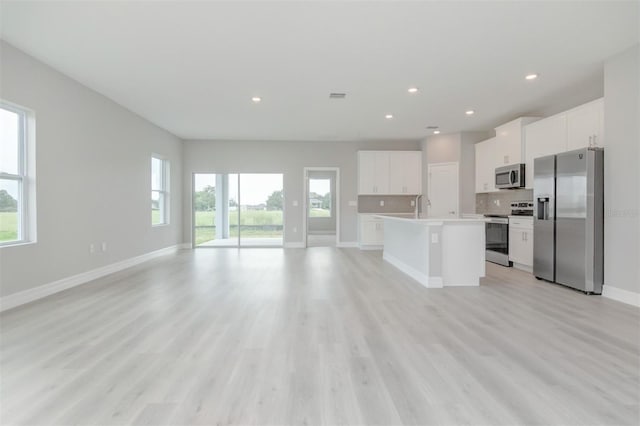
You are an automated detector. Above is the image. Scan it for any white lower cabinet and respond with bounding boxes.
[359,214,384,248]
[509,217,533,270]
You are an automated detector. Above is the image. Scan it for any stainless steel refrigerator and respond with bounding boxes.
[533,147,604,294]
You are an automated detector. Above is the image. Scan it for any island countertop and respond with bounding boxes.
[374,214,489,224]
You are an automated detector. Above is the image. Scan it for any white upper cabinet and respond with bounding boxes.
[358,151,421,195]
[358,151,389,194]
[475,137,497,193]
[567,98,604,151]
[389,151,422,194]
[523,97,603,189]
[524,114,567,189]
[475,117,539,193]
[493,117,540,166]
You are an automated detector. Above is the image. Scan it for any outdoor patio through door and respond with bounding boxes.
[193,173,284,247]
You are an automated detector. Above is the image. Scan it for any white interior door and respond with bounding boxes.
[427,162,459,218]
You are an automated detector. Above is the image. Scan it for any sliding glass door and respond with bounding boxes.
[193,173,283,247]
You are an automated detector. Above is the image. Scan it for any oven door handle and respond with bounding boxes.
[510,170,517,185]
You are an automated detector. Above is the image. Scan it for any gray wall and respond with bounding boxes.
[421,132,491,215]
[0,42,183,298]
[182,139,421,245]
[307,170,336,234]
[603,44,640,296]
[461,132,492,214]
[476,189,533,216]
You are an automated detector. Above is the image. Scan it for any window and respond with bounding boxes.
[151,156,169,226]
[0,103,32,246]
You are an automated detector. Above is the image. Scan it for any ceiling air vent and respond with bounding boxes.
[329,93,346,99]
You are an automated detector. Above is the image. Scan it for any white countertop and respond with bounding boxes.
[374,214,488,223]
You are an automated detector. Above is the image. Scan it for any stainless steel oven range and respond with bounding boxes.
[485,215,511,267]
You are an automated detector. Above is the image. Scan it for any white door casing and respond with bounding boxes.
[427,162,459,218]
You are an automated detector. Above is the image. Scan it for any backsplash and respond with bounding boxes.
[476,189,533,215]
[358,195,418,213]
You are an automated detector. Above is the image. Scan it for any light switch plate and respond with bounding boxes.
[292,200,298,207]
[431,233,439,243]
[379,200,384,206]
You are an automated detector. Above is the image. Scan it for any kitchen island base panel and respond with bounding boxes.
[380,216,486,288]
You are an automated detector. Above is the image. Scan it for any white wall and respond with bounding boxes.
[603,44,640,297]
[182,139,420,245]
[0,42,183,298]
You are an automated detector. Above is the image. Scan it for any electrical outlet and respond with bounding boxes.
[89,244,95,254]
[292,200,298,207]
[379,200,385,207]
[411,200,416,207]
[101,242,107,252]
[348,200,357,207]
[431,233,439,244]
[293,227,297,233]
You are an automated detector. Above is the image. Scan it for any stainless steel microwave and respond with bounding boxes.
[495,164,525,189]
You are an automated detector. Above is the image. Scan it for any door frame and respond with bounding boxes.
[302,167,340,248]
[427,162,459,218]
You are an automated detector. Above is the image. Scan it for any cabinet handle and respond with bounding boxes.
[588,135,593,147]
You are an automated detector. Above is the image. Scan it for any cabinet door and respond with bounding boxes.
[494,120,523,166]
[373,152,390,194]
[360,218,384,245]
[374,220,385,245]
[358,151,376,194]
[390,151,422,194]
[509,226,534,266]
[567,98,604,151]
[522,230,533,266]
[509,228,524,264]
[475,138,497,193]
[524,114,567,189]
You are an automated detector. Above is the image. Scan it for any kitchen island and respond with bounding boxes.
[376,215,487,288]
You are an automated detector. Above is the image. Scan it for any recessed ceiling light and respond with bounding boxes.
[251,96,262,103]
[433,130,441,134]
[408,87,419,93]
[385,114,394,119]
[525,73,539,80]
[465,110,475,115]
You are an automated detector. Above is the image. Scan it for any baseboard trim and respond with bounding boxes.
[0,244,185,312]
[512,262,533,273]
[284,242,305,249]
[336,242,358,248]
[602,285,640,308]
[359,244,383,250]
[383,252,442,288]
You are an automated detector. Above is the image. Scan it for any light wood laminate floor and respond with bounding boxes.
[1,248,639,426]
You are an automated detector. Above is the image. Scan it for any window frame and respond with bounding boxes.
[0,102,28,247]
[151,155,170,226]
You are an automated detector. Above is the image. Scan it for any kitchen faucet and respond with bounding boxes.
[414,194,422,218]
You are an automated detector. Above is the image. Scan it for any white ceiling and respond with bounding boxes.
[1,1,638,141]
